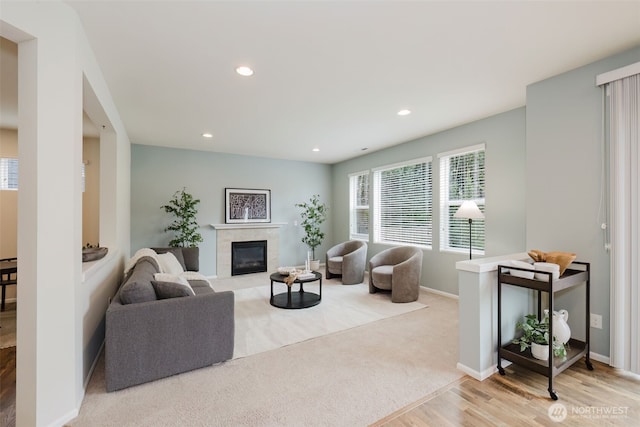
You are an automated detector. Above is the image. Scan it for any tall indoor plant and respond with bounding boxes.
[295,194,328,266]
[161,188,203,247]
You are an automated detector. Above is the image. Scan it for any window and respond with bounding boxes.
[373,157,432,247]
[349,171,370,240]
[0,158,18,190]
[439,144,485,254]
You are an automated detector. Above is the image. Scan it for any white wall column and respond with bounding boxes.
[456,253,531,380]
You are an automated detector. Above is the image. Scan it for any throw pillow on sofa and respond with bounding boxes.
[152,280,195,299]
[153,273,195,297]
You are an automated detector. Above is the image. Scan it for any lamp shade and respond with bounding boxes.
[454,200,484,220]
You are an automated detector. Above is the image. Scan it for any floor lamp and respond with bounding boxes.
[454,200,484,260]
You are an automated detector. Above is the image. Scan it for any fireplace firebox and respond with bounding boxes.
[231,240,267,276]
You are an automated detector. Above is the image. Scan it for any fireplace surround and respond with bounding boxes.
[211,223,285,278]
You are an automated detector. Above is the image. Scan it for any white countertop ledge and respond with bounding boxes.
[455,252,530,274]
[210,222,287,229]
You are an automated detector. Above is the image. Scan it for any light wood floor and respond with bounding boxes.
[373,360,640,426]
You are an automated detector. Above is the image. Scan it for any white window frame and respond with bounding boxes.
[372,156,433,248]
[349,170,370,241]
[438,143,485,255]
[0,157,18,190]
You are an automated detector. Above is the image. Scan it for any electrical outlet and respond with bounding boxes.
[590,313,602,329]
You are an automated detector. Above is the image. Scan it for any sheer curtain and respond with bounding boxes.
[608,73,639,374]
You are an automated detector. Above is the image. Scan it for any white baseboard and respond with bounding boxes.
[589,351,610,365]
[84,341,105,390]
[458,352,610,382]
[423,287,458,300]
[456,361,511,381]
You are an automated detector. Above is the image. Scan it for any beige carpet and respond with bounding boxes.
[0,307,16,349]
[68,277,462,427]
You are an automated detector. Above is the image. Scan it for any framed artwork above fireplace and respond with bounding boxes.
[225,188,271,223]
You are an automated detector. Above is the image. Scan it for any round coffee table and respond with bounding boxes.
[270,271,322,309]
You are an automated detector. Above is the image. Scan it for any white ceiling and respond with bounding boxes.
[3,2,640,164]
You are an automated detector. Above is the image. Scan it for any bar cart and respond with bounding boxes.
[497,261,593,400]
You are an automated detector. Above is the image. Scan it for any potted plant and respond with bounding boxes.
[161,188,203,247]
[512,314,567,361]
[295,194,328,270]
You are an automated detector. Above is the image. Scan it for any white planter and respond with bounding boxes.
[310,260,320,271]
[531,342,549,361]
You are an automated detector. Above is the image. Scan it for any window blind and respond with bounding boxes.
[0,158,18,190]
[439,146,485,253]
[349,171,370,240]
[373,157,432,247]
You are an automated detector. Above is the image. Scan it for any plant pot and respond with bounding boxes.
[310,260,320,271]
[531,342,549,361]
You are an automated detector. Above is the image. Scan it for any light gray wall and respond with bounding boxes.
[131,144,333,276]
[331,107,527,295]
[525,46,640,358]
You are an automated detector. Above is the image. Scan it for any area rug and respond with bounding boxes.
[68,290,461,427]
[231,279,426,358]
[0,308,16,349]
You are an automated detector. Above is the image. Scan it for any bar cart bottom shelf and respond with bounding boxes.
[497,338,594,400]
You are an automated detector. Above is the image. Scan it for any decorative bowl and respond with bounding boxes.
[82,247,108,262]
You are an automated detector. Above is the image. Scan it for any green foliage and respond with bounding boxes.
[161,188,203,247]
[512,314,567,358]
[295,194,328,259]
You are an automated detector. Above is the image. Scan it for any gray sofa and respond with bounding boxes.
[105,247,234,392]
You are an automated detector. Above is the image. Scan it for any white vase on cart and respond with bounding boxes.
[545,309,571,345]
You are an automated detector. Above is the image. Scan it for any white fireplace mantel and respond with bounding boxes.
[210,222,287,230]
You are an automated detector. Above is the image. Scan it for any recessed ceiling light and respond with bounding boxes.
[397,109,411,116]
[202,133,213,138]
[312,148,320,152]
[236,66,254,77]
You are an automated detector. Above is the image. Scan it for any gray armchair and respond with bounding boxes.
[369,246,423,303]
[326,240,368,285]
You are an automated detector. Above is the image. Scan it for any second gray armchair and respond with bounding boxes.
[326,240,368,285]
[369,246,423,303]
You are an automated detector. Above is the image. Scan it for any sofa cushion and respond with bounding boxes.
[190,280,216,295]
[181,247,199,271]
[152,280,195,299]
[328,256,343,274]
[157,252,184,275]
[371,265,393,290]
[119,257,160,304]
